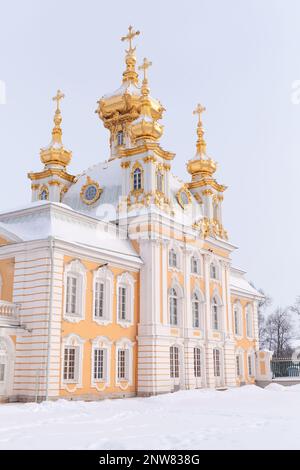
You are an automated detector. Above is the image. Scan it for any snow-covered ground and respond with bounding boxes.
[0,384,299,450]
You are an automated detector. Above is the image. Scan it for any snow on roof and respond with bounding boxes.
[102,81,141,99]
[230,266,263,298]
[0,202,140,262]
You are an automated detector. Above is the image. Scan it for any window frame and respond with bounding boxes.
[211,296,221,331]
[116,272,135,328]
[193,347,202,378]
[170,345,180,379]
[233,301,242,336]
[61,334,85,391]
[115,338,134,389]
[213,348,221,377]
[246,304,253,338]
[169,287,179,326]
[63,260,87,323]
[93,267,114,325]
[133,167,142,191]
[192,291,202,329]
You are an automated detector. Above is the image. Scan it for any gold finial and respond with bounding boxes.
[51,89,65,144]
[121,26,140,84]
[138,57,152,81]
[121,25,140,53]
[193,103,207,156]
[52,89,65,112]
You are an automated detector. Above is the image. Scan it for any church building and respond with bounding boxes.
[0,27,269,402]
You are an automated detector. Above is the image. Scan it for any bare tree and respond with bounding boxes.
[249,283,272,347]
[262,308,294,357]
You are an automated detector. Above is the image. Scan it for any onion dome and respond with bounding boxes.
[40,90,72,168]
[131,58,164,142]
[187,104,217,178]
[95,26,164,140]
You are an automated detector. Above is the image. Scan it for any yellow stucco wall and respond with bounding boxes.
[0,257,15,302]
[60,256,140,397]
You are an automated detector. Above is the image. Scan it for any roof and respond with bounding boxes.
[0,202,141,264]
[230,266,264,299]
[62,158,203,226]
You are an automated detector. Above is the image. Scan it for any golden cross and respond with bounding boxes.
[121,25,140,52]
[138,57,152,81]
[52,89,65,112]
[193,103,206,124]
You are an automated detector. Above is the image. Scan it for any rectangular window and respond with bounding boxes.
[236,355,241,376]
[66,275,77,315]
[193,348,201,378]
[94,281,105,318]
[248,355,253,376]
[118,286,127,321]
[0,363,5,382]
[93,348,105,381]
[213,349,221,377]
[118,349,127,380]
[170,346,179,378]
[63,347,77,381]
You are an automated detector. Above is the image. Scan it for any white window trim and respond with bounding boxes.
[233,301,243,337]
[63,259,87,323]
[191,288,205,330]
[191,254,201,276]
[91,336,112,390]
[211,294,222,331]
[115,338,135,389]
[92,266,114,326]
[116,272,135,328]
[168,282,183,327]
[246,304,254,339]
[168,245,182,271]
[61,334,85,392]
[235,348,244,379]
[210,260,221,282]
[247,350,255,377]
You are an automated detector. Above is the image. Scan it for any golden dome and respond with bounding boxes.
[95,27,164,136]
[187,103,217,178]
[40,90,72,168]
[131,58,164,142]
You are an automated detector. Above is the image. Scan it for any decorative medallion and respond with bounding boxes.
[80,176,102,205]
[176,187,191,209]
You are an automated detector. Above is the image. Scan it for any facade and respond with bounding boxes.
[0,27,268,402]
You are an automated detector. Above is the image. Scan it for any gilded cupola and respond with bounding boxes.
[130,58,164,143]
[40,90,72,168]
[95,26,164,153]
[187,104,217,179]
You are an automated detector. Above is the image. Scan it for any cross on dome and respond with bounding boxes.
[138,58,152,81]
[193,103,206,124]
[52,89,65,112]
[121,25,140,53]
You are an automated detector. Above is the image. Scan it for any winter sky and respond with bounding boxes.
[0,0,299,309]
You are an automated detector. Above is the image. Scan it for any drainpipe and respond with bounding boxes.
[46,236,55,401]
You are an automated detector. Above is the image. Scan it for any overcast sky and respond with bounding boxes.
[0,0,299,308]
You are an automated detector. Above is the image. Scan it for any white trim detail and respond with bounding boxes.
[91,336,112,390]
[116,272,135,328]
[63,259,87,323]
[92,266,114,325]
[115,337,135,389]
[61,333,85,392]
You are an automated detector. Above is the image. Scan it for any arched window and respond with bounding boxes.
[133,167,142,191]
[233,301,242,336]
[246,304,253,337]
[192,292,201,328]
[39,187,48,201]
[168,248,178,269]
[191,256,200,275]
[210,262,218,280]
[156,170,164,193]
[169,287,178,325]
[117,131,124,146]
[93,267,114,325]
[211,296,220,330]
[247,352,254,377]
